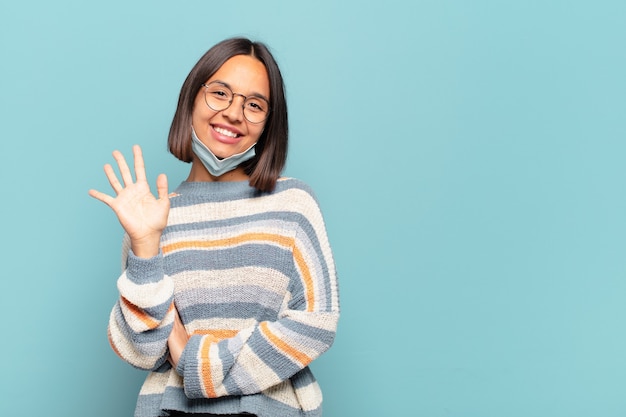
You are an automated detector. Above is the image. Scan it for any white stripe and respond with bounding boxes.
[117,273,174,308]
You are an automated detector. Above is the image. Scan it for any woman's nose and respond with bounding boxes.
[221,95,245,122]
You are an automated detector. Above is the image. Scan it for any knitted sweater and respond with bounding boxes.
[108,178,340,417]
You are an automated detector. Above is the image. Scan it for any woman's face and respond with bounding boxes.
[191,54,270,159]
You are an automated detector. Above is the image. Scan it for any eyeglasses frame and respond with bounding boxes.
[201,82,271,124]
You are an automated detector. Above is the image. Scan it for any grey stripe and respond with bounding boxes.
[180,302,278,321]
[176,286,284,312]
[165,245,293,275]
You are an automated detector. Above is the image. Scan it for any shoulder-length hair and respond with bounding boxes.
[168,37,288,192]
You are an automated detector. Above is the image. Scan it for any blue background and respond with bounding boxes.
[1,1,625,416]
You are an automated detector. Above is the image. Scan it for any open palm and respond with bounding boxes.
[89,145,170,257]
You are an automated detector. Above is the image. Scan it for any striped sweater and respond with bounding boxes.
[108,178,340,417]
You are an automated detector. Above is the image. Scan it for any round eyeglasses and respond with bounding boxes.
[202,82,270,124]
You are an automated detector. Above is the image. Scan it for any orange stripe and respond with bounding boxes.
[107,327,123,359]
[162,233,317,311]
[293,246,316,312]
[193,329,239,341]
[260,322,312,367]
[200,336,217,397]
[121,297,160,329]
[162,232,293,254]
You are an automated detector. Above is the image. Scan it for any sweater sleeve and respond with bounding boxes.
[108,235,176,370]
[175,191,340,398]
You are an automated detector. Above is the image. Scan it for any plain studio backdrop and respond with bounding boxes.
[1,1,625,416]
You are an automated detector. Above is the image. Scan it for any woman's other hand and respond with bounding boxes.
[167,307,189,368]
[89,145,170,258]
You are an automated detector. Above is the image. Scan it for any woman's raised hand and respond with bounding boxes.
[89,145,170,258]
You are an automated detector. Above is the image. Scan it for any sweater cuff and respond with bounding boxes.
[176,335,206,398]
[125,249,164,284]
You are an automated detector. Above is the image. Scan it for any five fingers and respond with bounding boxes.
[88,145,168,203]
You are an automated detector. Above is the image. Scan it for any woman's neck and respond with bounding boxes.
[186,160,249,183]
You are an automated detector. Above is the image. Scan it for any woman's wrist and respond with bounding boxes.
[130,235,162,258]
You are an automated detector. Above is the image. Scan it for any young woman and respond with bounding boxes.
[89,37,339,417]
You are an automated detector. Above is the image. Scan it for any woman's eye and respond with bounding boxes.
[246,100,265,112]
[212,90,229,98]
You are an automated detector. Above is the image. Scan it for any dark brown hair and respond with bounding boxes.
[168,37,288,192]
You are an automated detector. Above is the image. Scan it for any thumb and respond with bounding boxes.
[156,173,169,201]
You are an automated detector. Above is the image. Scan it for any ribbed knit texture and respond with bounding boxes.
[108,178,339,417]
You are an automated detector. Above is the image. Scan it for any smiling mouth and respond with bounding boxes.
[214,126,240,138]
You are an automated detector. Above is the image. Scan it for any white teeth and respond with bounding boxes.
[214,127,238,138]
